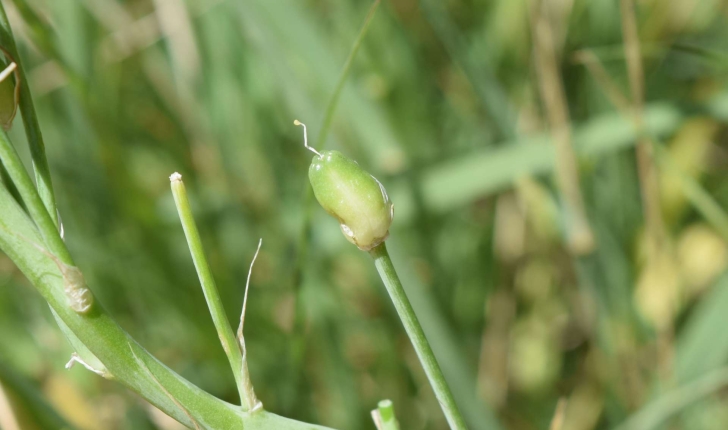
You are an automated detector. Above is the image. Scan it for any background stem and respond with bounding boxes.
[369,242,468,430]
[314,0,380,151]
[530,0,594,255]
[620,0,665,256]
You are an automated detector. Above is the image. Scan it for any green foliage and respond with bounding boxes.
[2,0,728,429]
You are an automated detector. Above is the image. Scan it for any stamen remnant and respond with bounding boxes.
[294,120,322,157]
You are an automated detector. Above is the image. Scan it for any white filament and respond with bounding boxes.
[293,119,322,157]
[0,62,16,83]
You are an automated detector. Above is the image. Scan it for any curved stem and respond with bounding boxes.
[369,243,468,430]
[0,169,336,430]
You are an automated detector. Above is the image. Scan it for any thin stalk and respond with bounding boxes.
[0,2,58,226]
[572,50,632,112]
[170,172,252,410]
[530,0,594,255]
[620,0,665,255]
[369,242,467,430]
[314,0,381,151]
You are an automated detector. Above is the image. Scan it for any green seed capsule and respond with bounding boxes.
[296,120,393,251]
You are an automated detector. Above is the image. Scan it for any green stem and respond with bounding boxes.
[0,129,70,264]
[314,0,380,151]
[372,399,400,430]
[0,160,334,430]
[0,2,58,226]
[0,126,113,388]
[170,173,255,410]
[369,242,468,430]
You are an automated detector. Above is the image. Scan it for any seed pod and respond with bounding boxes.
[295,120,393,251]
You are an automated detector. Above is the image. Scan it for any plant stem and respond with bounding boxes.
[371,399,400,430]
[0,129,70,264]
[170,173,254,410]
[0,126,113,391]
[0,2,58,226]
[314,0,380,151]
[530,0,594,255]
[0,164,336,430]
[369,243,468,430]
[620,0,665,256]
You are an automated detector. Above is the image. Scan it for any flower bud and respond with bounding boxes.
[294,119,393,250]
[308,150,393,250]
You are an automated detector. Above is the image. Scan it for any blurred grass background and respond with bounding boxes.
[2,0,728,429]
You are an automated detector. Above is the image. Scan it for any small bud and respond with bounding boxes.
[308,150,393,251]
[295,120,393,250]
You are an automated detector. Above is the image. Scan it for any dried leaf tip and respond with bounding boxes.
[238,238,263,340]
[169,172,182,182]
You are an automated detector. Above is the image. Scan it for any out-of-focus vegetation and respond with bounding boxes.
[2,0,728,429]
